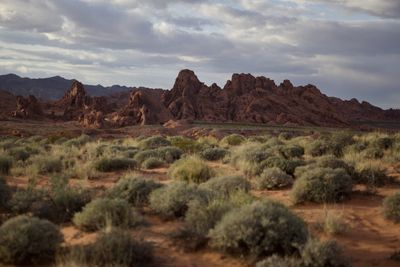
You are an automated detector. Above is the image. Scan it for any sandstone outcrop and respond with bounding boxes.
[12,95,43,118]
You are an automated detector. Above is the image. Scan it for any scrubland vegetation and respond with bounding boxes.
[0,130,399,266]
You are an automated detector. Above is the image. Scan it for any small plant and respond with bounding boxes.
[307,140,331,157]
[0,215,63,265]
[291,167,353,204]
[142,157,164,169]
[199,175,250,197]
[256,167,293,190]
[0,156,12,175]
[356,164,391,189]
[168,156,214,184]
[383,192,400,223]
[220,134,245,147]
[58,229,153,267]
[107,176,163,207]
[168,136,203,153]
[64,134,91,147]
[138,135,171,149]
[301,239,349,267]
[31,156,63,174]
[200,147,228,161]
[209,200,308,257]
[149,182,208,219]
[280,144,304,159]
[94,157,137,172]
[317,210,348,235]
[262,156,303,175]
[73,198,141,231]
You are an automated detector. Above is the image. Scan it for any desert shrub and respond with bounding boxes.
[280,145,304,159]
[94,157,137,172]
[49,176,92,222]
[8,188,47,215]
[356,164,391,188]
[383,192,400,223]
[307,140,331,157]
[142,157,164,169]
[248,135,271,143]
[200,147,228,161]
[315,155,355,175]
[31,156,63,174]
[168,156,214,184]
[0,156,12,175]
[133,149,159,164]
[0,176,11,209]
[230,144,271,176]
[73,198,141,231]
[373,136,394,150]
[8,147,31,161]
[317,210,348,235]
[220,134,245,147]
[256,255,300,267]
[256,168,293,190]
[123,148,139,158]
[262,156,303,175]
[138,136,171,149]
[301,239,349,267]
[363,146,384,159]
[291,167,352,204]
[0,215,63,265]
[209,200,308,257]
[107,177,162,207]
[60,229,152,267]
[156,146,183,163]
[199,175,250,197]
[168,136,204,153]
[64,135,91,147]
[149,182,209,219]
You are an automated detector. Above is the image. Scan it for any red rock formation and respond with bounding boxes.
[12,95,43,118]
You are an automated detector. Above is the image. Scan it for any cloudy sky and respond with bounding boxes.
[0,0,399,108]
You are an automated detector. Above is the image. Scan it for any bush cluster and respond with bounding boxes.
[138,136,171,149]
[199,175,250,197]
[142,157,164,169]
[209,200,308,257]
[0,215,63,265]
[168,156,214,184]
[200,147,228,161]
[107,176,162,207]
[73,198,141,231]
[256,167,293,190]
[94,157,137,172]
[220,134,245,147]
[291,167,353,204]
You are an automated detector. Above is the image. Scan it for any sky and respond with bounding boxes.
[0,0,399,108]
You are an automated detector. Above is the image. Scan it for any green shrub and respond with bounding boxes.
[73,198,141,231]
[356,164,391,188]
[149,182,208,219]
[0,215,63,265]
[138,136,171,149]
[262,156,303,175]
[200,147,228,161]
[0,176,11,209]
[373,136,394,150]
[317,210,348,235]
[301,239,349,267]
[0,156,12,175]
[156,146,183,163]
[307,140,331,157]
[49,176,91,222]
[363,146,384,159]
[32,156,63,174]
[209,200,308,257]
[291,167,352,204]
[8,147,31,161]
[315,155,352,172]
[8,188,47,215]
[94,157,137,172]
[168,136,203,153]
[64,134,91,147]
[256,168,293,190]
[59,229,153,267]
[133,149,159,164]
[280,145,304,159]
[199,175,250,197]
[107,177,162,207]
[142,157,164,169]
[256,255,300,267]
[220,134,245,146]
[383,192,400,223]
[230,144,271,176]
[168,156,214,184]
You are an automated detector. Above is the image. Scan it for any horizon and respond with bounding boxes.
[0,0,399,108]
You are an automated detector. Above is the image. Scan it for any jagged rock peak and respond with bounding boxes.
[68,80,86,98]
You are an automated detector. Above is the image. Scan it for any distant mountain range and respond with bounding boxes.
[0,73,132,100]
